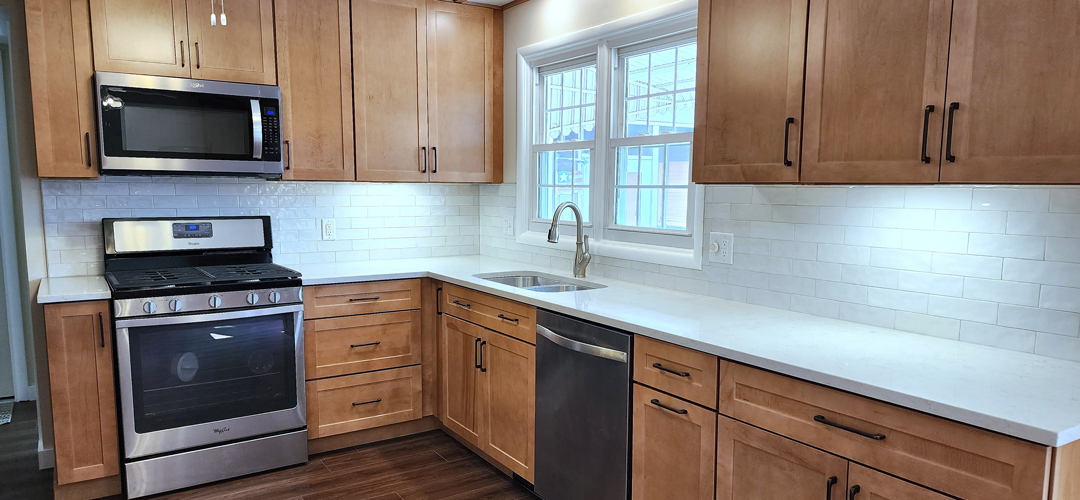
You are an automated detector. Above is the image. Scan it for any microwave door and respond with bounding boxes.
[251,99,263,160]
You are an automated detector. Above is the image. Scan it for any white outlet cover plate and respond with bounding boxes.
[501,215,515,236]
[709,232,734,264]
[320,219,336,241]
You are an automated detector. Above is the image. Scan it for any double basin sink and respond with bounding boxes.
[474,271,606,293]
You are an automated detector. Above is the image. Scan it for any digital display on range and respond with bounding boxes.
[172,223,213,239]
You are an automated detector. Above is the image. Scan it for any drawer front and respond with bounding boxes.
[719,361,1051,500]
[442,284,536,344]
[633,336,718,409]
[306,365,423,439]
[304,310,422,380]
[304,279,421,319]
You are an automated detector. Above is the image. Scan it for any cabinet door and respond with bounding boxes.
[939,1,1080,183]
[692,0,809,183]
[43,301,119,485]
[187,0,277,84]
[352,0,429,182]
[88,0,191,78]
[275,0,355,181]
[632,384,716,500]
[426,0,501,183]
[716,416,849,500]
[26,0,99,178]
[440,315,483,446]
[848,463,953,500]
[481,331,535,482]
[800,0,952,183]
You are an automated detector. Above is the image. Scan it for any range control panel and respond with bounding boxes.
[172,223,213,239]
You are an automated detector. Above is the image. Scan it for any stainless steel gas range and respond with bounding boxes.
[102,216,307,498]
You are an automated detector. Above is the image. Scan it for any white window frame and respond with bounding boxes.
[515,0,704,269]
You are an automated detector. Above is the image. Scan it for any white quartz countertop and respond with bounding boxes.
[38,256,1080,447]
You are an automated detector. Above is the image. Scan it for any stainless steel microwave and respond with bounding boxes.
[94,72,283,178]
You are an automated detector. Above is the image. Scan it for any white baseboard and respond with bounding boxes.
[38,440,54,470]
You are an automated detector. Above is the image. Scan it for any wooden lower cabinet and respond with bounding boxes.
[716,415,848,500]
[43,301,119,486]
[632,384,716,500]
[440,314,484,446]
[848,463,952,500]
[306,365,423,439]
[304,310,422,380]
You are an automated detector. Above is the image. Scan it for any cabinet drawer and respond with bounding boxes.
[306,365,423,439]
[304,279,421,319]
[633,336,718,409]
[304,310,421,380]
[442,284,536,344]
[719,361,1051,500]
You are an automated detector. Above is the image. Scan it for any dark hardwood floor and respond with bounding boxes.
[0,400,54,500]
[154,431,536,500]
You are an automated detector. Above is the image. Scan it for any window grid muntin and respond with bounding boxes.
[614,142,691,231]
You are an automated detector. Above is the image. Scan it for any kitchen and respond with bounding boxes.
[2,0,1080,499]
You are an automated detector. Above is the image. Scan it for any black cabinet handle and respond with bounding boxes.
[421,146,428,173]
[195,42,201,69]
[945,102,959,162]
[436,287,443,315]
[652,362,690,377]
[826,476,838,500]
[97,312,105,348]
[783,117,795,167]
[497,314,519,323]
[180,41,185,67]
[848,485,861,500]
[284,140,291,170]
[474,337,482,369]
[479,341,487,373]
[352,398,382,407]
[84,132,92,168]
[814,415,886,441]
[650,399,688,415]
[432,146,438,174]
[349,296,380,302]
[452,300,471,309]
[350,341,380,348]
[921,105,935,163]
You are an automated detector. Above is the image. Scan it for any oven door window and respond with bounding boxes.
[127,314,297,434]
[99,86,255,161]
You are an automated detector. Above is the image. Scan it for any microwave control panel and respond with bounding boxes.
[260,99,281,161]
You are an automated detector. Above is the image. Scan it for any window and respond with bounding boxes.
[519,7,704,268]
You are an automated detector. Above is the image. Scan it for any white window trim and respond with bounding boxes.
[514,0,703,269]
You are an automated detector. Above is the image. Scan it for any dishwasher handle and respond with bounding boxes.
[537,324,628,363]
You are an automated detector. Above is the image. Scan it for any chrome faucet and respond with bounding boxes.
[547,201,591,278]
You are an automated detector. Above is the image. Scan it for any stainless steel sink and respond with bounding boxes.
[474,272,606,292]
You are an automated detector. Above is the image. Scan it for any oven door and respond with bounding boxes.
[95,72,282,177]
[114,305,305,459]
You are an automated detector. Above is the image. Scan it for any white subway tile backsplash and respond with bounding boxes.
[959,321,1037,353]
[846,187,905,208]
[930,253,1003,279]
[869,248,932,272]
[967,233,1045,260]
[790,295,841,319]
[962,278,1041,307]
[1044,237,1080,263]
[1034,333,1080,362]
[972,188,1049,212]
[901,230,969,253]
[796,187,847,206]
[904,188,972,209]
[894,312,960,340]
[872,208,935,230]
[819,207,873,227]
[1003,259,1080,288]
[927,296,998,323]
[1040,286,1080,314]
[818,244,871,265]
[845,227,902,248]
[997,304,1080,337]
[934,210,1007,234]
[839,303,895,329]
[867,288,928,313]
[1007,212,1080,237]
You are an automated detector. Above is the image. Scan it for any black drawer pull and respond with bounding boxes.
[497,314,519,323]
[97,312,105,348]
[352,398,382,407]
[783,117,795,167]
[474,337,482,369]
[920,104,935,163]
[349,296,380,302]
[453,300,471,309]
[945,102,959,162]
[350,341,380,348]
[479,340,487,373]
[848,485,861,500]
[436,287,443,315]
[650,399,688,415]
[814,415,886,441]
[826,476,838,500]
[652,362,690,377]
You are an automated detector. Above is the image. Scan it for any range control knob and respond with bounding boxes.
[268,291,281,304]
[142,301,157,314]
[169,299,183,312]
[247,292,260,305]
[208,295,222,308]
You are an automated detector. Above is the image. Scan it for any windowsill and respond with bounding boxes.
[516,230,702,270]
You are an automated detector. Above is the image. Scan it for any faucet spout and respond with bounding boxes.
[547,202,591,278]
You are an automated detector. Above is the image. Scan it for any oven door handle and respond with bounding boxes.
[251,99,263,160]
[114,304,303,329]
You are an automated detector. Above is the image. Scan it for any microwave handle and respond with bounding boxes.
[251,99,263,160]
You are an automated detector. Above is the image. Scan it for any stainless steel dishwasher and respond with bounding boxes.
[534,309,632,500]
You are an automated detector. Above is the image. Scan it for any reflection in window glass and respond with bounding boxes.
[537,149,591,223]
[624,42,697,138]
[614,143,690,230]
[541,66,597,144]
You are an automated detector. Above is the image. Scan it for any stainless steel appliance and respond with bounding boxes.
[534,310,631,500]
[103,216,306,498]
[95,72,283,178]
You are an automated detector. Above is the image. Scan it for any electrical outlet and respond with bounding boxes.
[501,215,515,236]
[320,219,336,241]
[709,232,734,264]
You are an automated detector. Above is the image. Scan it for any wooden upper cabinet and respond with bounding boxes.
[187,0,276,84]
[848,463,953,500]
[716,415,849,500]
[939,1,1080,183]
[800,0,952,184]
[43,301,119,485]
[482,331,535,482]
[692,0,809,183]
[426,0,502,183]
[352,0,429,182]
[276,0,354,180]
[632,384,716,500]
[27,0,99,179]
[440,314,484,447]
[89,0,190,78]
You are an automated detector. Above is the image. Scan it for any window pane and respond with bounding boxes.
[615,188,637,226]
[614,142,690,231]
[620,41,697,138]
[674,92,695,133]
[541,64,597,144]
[664,189,688,230]
[650,48,676,93]
[537,149,590,223]
[626,98,649,138]
[666,143,691,185]
[626,54,650,98]
[648,95,674,135]
[676,45,697,91]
